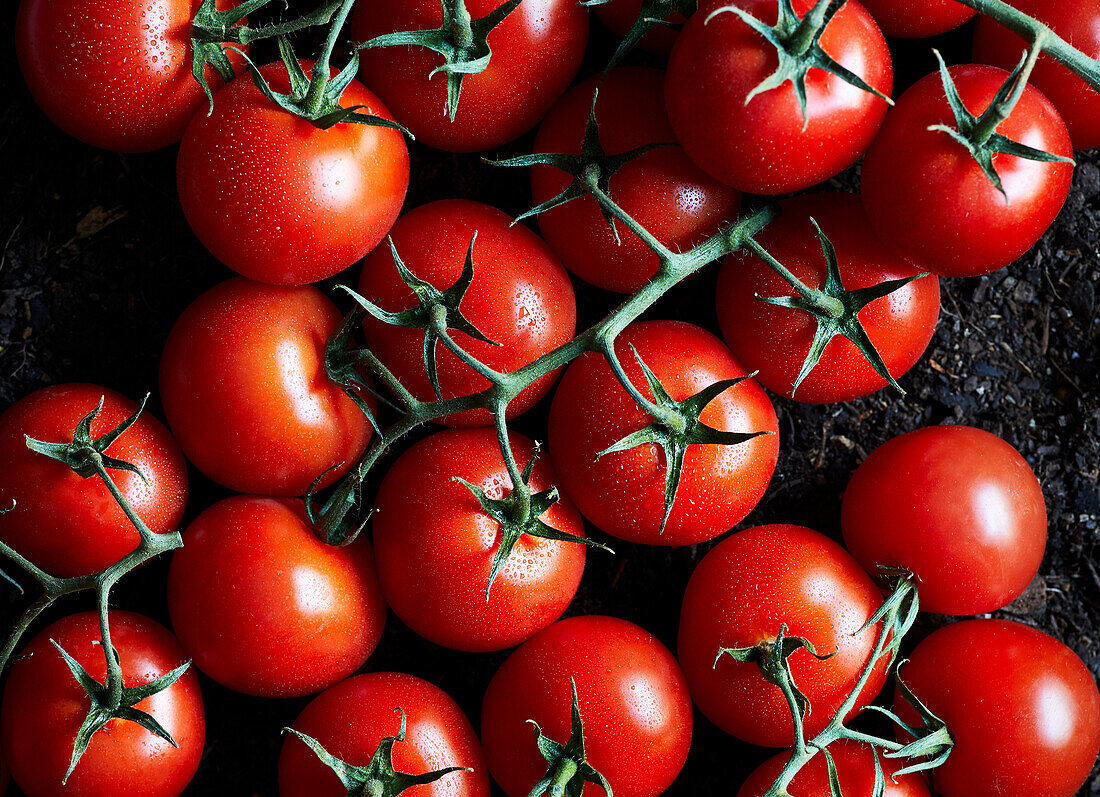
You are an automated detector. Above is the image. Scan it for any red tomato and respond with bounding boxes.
[841,425,1046,616]
[167,496,386,698]
[0,611,204,797]
[897,619,1100,797]
[677,524,889,748]
[481,615,692,797]
[665,0,892,194]
[532,67,740,293]
[0,740,8,795]
[159,278,373,496]
[0,384,187,578]
[589,0,685,54]
[716,193,940,403]
[548,320,778,546]
[858,0,975,39]
[351,0,588,152]
[358,199,576,427]
[177,60,409,285]
[861,64,1073,278]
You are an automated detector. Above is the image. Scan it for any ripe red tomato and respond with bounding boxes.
[589,0,686,55]
[177,60,409,285]
[351,0,588,152]
[0,384,187,578]
[159,278,373,496]
[358,199,576,426]
[716,193,940,403]
[857,0,975,39]
[861,64,1073,278]
[0,611,204,797]
[167,496,385,698]
[897,619,1100,797]
[841,425,1046,616]
[677,524,889,748]
[664,0,892,194]
[481,615,692,797]
[548,320,778,546]
[532,67,740,293]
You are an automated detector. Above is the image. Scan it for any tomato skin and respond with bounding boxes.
[351,0,588,152]
[677,524,889,748]
[532,68,740,293]
[664,0,892,194]
[0,611,204,797]
[897,619,1100,797]
[358,200,577,427]
[0,384,187,578]
[177,60,409,285]
[159,278,373,496]
[548,320,778,546]
[481,615,692,797]
[589,0,685,54]
[861,65,1073,278]
[857,0,975,39]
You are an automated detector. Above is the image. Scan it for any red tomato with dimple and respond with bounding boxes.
[359,200,577,427]
[532,67,740,293]
[351,0,588,152]
[677,524,889,748]
[177,60,409,285]
[159,278,373,496]
[0,611,204,797]
[861,65,1073,278]
[665,0,892,194]
[858,0,975,39]
[548,320,778,546]
[590,0,686,54]
[717,193,940,403]
[0,384,187,578]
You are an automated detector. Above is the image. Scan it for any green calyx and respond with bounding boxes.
[579,0,699,73]
[864,669,954,780]
[527,678,613,797]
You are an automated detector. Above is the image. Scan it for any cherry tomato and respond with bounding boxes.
[0,384,187,578]
[861,64,1073,278]
[665,0,892,194]
[358,199,576,427]
[678,524,889,748]
[532,67,740,293]
[589,0,686,55]
[897,619,1100,797]
[159,278,373,496]
[716,193,940,403]
[481,615,692,797]
[858,0,975,39]
[177,60,409,285]
[548,320,778,546]
[0,611,204,797]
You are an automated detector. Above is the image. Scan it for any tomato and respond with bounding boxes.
[351,0,588,152]
[159,278,373,496]
[677,524,889,748]
[858,0,975,39]
[176,60,409,285]
[897,619,1100,797]
[589,0,686,55]
[548,320,778,546]
[0,740,8,795]
[167,496,385,698]
[0,384,187,578]
[664,0,892,194]
[0,611,204,797]
[737,740,932,797]
[861,64,1073,278]
[481,615,692,797]
[532,67,740,293]
[358,199,576,427]
[716,193,940,403]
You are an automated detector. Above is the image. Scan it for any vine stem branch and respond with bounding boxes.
[302,0,358,115]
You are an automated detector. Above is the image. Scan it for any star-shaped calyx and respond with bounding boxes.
[579,0,698,72]
[527,678,613,797]
[25,394,150,483]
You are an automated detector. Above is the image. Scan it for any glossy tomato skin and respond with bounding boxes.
[167,496,385,698]
[359,200,576,426]
[897,619,1100,797]
[351,0,588,152]
[481,615,692,797]
[678,524,889,748]
[665,0,892,194]
[0,611,204,797]
[841,425,1046,616]
[858,0,974,39]
[590,0,685,54]
[159,278,372,496]
[0,384,187,578]
[548,320,778,546]
[177,60,409,285]
[533,68,740,293]
[861,65,1072,278]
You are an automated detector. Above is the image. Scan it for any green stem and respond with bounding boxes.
[238,0,344,43]
[972,30,1047,144]
[451,0,475,50]
[302,0,357,115]
[493,403,532,522]
[743,238,845,318]
[548,757,579,797]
